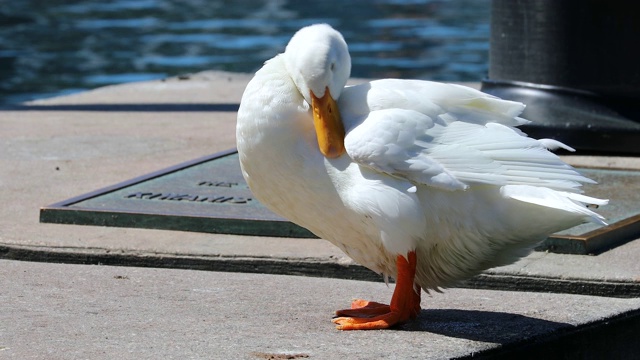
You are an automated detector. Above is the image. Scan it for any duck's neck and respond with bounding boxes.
[239,56,316,152]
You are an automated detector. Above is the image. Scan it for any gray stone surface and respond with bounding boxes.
[2,259,639,359]
[0,72,638,287]
[1,71,640,358]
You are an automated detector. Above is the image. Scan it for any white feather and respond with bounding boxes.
[343,84,593,192]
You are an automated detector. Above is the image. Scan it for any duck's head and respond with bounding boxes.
[283,24,351,158]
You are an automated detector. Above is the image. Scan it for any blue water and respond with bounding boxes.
[0,0,490,105]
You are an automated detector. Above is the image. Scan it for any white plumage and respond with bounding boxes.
[236,24,607,330]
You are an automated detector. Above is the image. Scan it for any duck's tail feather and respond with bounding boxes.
[501,184,608,226]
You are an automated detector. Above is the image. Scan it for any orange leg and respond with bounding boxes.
[332,251,421,330]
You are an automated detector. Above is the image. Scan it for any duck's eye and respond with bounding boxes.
[330,62,335,71]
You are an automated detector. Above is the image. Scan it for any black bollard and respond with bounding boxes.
[481,0,640,154]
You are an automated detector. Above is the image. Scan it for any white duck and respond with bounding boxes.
[236,24,607,330]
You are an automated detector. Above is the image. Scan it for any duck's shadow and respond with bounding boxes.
[399,309,571,344]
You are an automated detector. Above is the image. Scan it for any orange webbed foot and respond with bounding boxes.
[332,307,404,330]
[332,251,421,331]
[335,299,390,318]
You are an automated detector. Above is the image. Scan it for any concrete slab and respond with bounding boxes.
[1,71,640,359]
[2,259,639,359]
[1,71,639,297]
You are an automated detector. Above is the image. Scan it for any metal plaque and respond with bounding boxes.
[40,149,314,238]
[40,149,640,255]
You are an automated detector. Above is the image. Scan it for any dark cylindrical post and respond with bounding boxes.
[481,0,640,154]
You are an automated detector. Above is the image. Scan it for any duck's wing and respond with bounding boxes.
[341,80,595,193]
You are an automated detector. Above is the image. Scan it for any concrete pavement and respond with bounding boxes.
[1,71,639,359]
[2,259,640,359]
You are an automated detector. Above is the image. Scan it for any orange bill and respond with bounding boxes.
[311,87,346,158]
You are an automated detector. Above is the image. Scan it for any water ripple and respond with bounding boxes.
[0,0,490,105]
